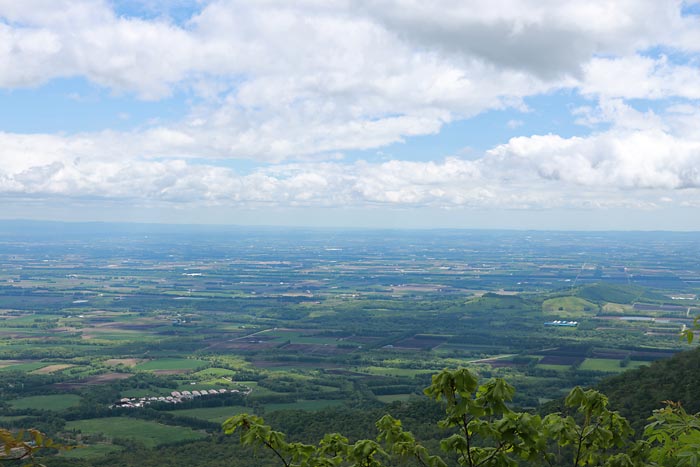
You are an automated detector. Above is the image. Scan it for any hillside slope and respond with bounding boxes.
[598,346,700,431]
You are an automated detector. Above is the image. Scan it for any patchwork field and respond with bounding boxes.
[0,227,697,467]
[135,358,208,372]
[9,394,81,411]
[578,358,648,372]
[31,364,74,374]
[542,296,598,317]
[65,417,207,447]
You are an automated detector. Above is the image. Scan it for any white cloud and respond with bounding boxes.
[507,119,524,129]
[487,129,700,190]
[581,56,700,100]
[3,122,700,211]
[1,0,700,218]
[5,0,696,162]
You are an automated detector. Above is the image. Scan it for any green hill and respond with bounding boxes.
[574,283,668,304]
[598,346,700,432]
[463,293,536,312]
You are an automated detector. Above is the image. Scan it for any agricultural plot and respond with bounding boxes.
[65,417,207,447]
[103,358,144,367]
[578,358,648,372]
[54,372,133,390]
[1,227,699,466]
[9,394,81,411]
[0,361,55,372]
[538,356,584,366]
[392,334,449,350]
[135,358,208,372]
[30,363,74,374]
[542,297,598,318]
[192,367,236,378]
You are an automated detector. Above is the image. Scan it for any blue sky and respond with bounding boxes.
[1,1,700,229]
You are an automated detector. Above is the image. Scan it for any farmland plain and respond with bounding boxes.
[0,222,699,465]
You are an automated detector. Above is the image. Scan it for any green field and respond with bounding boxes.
[135,358,208,371]
[193,367,236,377]
[9,394,82,411]
[579,358,648,372]
[179,379,235,391]
[65,417,207,447]
[0,361,53,372]
[542,296,598,317]
[0,229,695,467]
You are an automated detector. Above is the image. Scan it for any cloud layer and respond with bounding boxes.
[1,0,699,216]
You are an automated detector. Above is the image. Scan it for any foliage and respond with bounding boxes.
[681,315,700,344]
[598,347,700,432]
[0,428,68,466]
[224,368,700,467]
[644,401,700,466]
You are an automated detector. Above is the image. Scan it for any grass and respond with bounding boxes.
[602,303,635,313]
[193,367,236,378]
[542,297,598,317]
[579,358,648,372]
[65,417,207,447]
[0,362,53,372]
[135,358,208,371]
[187,377,235,389]
[3,314,57,324]
[30,364,74,374]
[9,394,81,411]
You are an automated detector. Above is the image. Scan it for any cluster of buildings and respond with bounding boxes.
[111,386,251,409]
[544,320,579,327]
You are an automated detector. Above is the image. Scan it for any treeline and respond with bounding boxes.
[32,348,700,467]
[599,346,700,431]
[49,399,448,467]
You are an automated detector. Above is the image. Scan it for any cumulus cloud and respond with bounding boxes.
[358,0,676,78]
[581,56,700,100]
[1,0,700,216]
[484,97,700,194]
[487,130,700,190]
[2,0,696,160]
[3,120,700,211]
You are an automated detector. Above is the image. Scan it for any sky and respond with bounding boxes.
[1,1,700,230]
